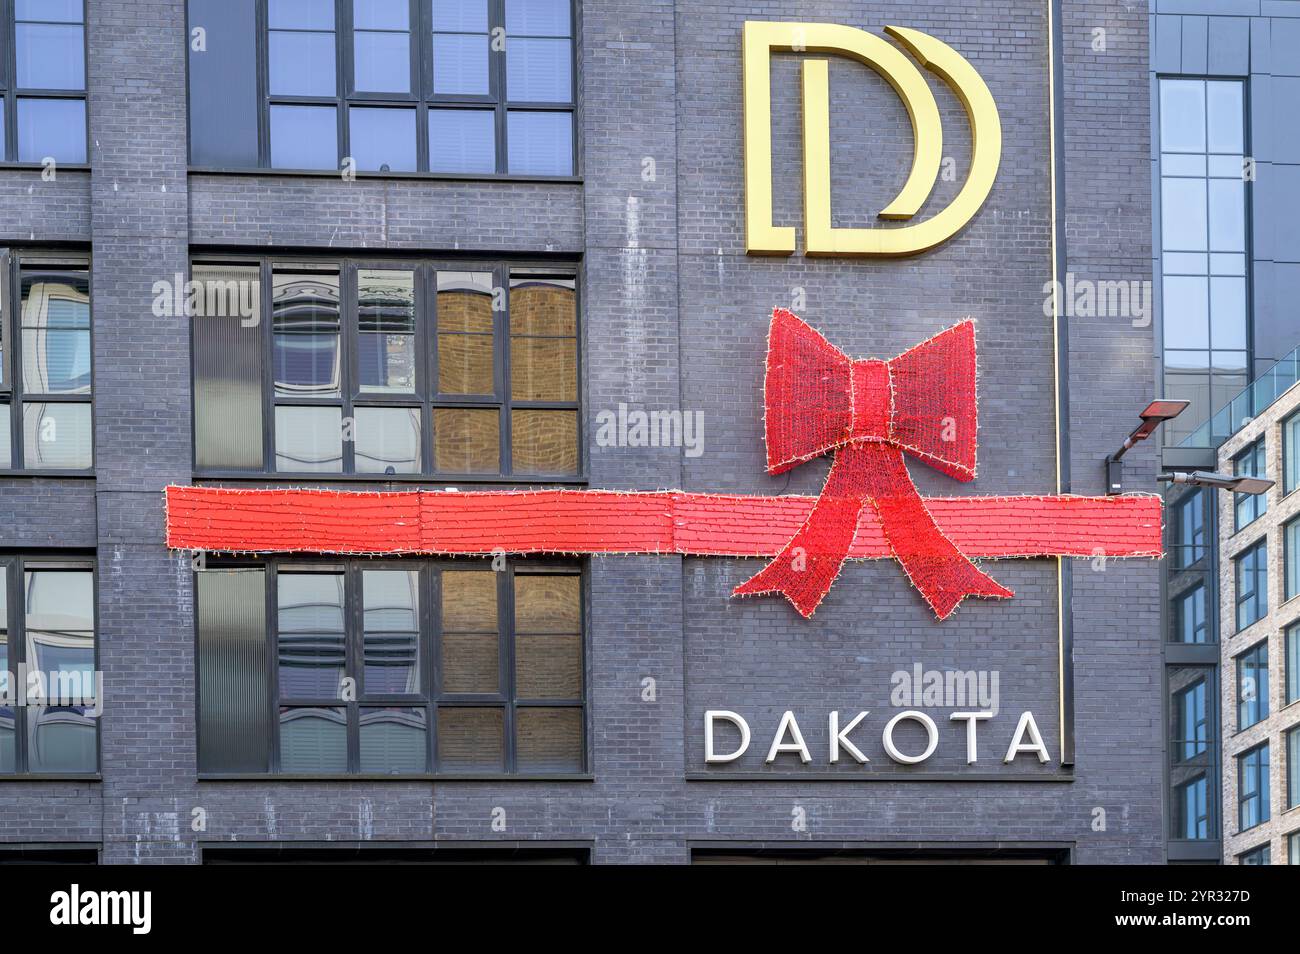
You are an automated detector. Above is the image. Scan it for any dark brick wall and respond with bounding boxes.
[0,0,1161,864]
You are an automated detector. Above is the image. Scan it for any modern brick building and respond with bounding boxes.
[0,0,1181,864]
[1153,1,1300,865]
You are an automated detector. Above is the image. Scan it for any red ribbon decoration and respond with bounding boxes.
[732,309,1014,620]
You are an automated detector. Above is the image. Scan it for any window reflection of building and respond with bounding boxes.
[198,559,583,777]
[0,562,96,776]
[3,264,94,471]
[1171,671,1215,840]
[1158,78,1249,446]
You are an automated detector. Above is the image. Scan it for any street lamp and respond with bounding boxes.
[1105,400,1190,494]
[1157,471,1275,495]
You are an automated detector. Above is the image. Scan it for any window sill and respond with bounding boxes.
[0,163,90,173]
[197,773,593,782]
[187,166,582,185]
[193,471,587,486]
[0,470,95,479]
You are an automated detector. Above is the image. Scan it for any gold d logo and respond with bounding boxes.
[742,21,1002,257]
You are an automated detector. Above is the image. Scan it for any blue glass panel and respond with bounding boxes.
[349,107,416,172]
[354,30,411,93]
[16,24,85,90]
[17,98,86,163]
[433,33,489,95]
[506,0,570,36]
[432,0,488,33]
[507,111,571,175]
[429,109,495,173]
[506,37,571,102]
[269,0,335,30]
[270,105,338,170]
[269,30,336,96]
[355,0,410,30]
[16,0,83,23]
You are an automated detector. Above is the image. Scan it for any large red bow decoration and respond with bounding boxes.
[732,309,1013,619]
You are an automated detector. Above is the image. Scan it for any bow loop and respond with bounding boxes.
[885,320,978,481]
[762,308,854,474]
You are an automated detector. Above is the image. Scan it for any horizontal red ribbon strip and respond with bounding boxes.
[165,486,1162,560]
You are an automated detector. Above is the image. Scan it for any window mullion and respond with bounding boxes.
[347,562,361,774]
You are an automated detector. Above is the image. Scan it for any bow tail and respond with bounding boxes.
[853,442,1013,619]
[731,446,872,618]
[732,442,1013,620]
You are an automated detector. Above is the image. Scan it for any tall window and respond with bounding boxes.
[1285,411,1300,496]
[1174,583,1208,644]
[0,252,93,472]
[191,257,579,478]
[1235,539,1268,632]
[1290,831,1299,865]
[0,558,97,775]
[1288,621,1300,707]
[1238,742,1270,832]
[1,0,87,163]
[1176,777,1209,840]
[192,0,576,174]
[1172,489,1207,569]
[1289,726,1300,812]
[1287,517,1300,603]
[1236,641,1269,731]
[196,559,585,776]
[1171,671,1216,840]
[1233,439,1268,531]
[1158,78,1248,444]
[1176,678,1209,763]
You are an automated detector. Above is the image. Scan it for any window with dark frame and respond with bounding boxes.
[1286,516,1300,603]
[1285,410,1300,497]
[1170,670,1216,841]
[1,0,88,164]
[0,557,97,776]
[1157,77,1249,446]
[196,558,585,776]
[1290,831,1299,865]
[191,257,579,479]
[1239,843,1270,865]
[1238,741,1270,832]
[223,0,577,174]
[0,250,93,473]
[1172,489,1207,569]
[1174,582,1208,644]
[1289,725,1300,812]
[1288,621,1300,708]
[1235,539,1267,632]
[1233,438,1268,531]
[1236,640,1269,731]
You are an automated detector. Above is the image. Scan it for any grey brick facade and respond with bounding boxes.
[0,0,1165,864]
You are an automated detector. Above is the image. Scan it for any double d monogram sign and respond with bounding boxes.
[742,22,1002,257]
